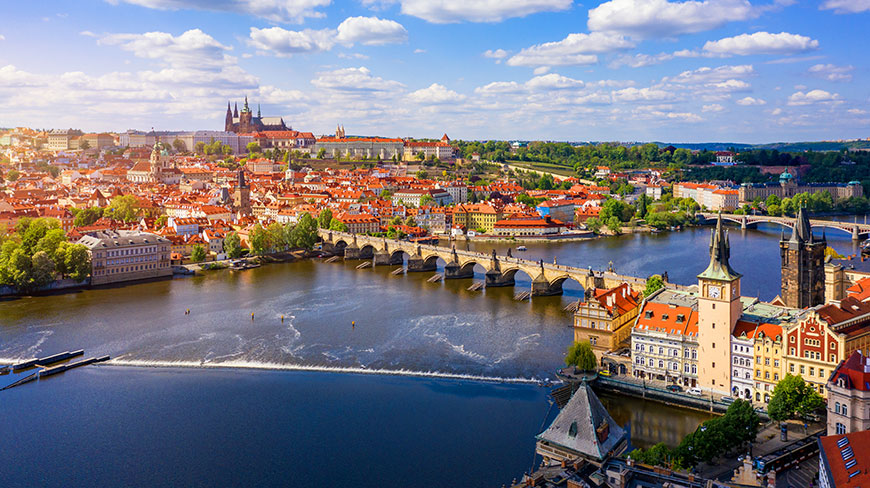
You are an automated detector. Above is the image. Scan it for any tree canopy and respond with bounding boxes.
[564,341,597,371]
[767,373,825,421]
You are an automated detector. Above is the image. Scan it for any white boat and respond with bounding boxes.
[517,245,527,251]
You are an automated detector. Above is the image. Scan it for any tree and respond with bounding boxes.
[63,244,91,281]
[585,217,602,234]
[564,341,597,371]
[404,216,417,227]
[644,274,665,297]
[246,141,261,154]
[6,169,19,181]
[172,138,187,153]
[154,215,169,229]
[79,139,91,150]
[290,212,318,250]
[389,216,403,226]
[36,228,67,264]
[606,216,622,235]
[224,232,242,258]
[191,245,207,263]
[636,193,650,219]
[318,208,334,229]
[600,198,634,222]
[419,194,435,207]
[328,217,348,232]
[317,148,327,159]
[768,373,825,421]
[195,141,206,154]
[106,195,140,222]
[249,225,271,255]
[415,170,429,180]
[73,207,104,227]
[21,218,60,255]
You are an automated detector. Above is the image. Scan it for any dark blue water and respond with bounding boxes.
[0,367,550,487]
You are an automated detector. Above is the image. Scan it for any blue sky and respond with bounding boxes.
[0,0,868,142]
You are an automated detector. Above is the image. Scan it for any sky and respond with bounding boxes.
[0,0,868,143]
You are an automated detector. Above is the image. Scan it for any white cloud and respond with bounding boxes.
[413,48,426,54]
[248,26,335,56]
[0,35,5,41]
[587,0,755,38]
[97,29,233,68]
[483,49,509,59]
[736,96,766,105]
[474,81,524,95]
[336,16,407,46]
[367,0,573,23]
[808,63,854,82]
[702,103,725,112]
[665,64,754,84]
[612,87,673,102]
[506,32,633,67]
[703,32,818,56]
[525,73,584,90]
[609,52,675,68]
[848,108,868,115]
[712,79,750,91]
[311,66,404,92]
[820,0,870,13]
[407,83,466,104]
[104,0,331,23]
[787,89,840,105]
[533,66,550,75]
[771,108,782,115]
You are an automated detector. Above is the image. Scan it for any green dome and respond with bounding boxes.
[779,170,793,181]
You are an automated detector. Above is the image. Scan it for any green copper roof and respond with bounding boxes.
[698,213,742,282]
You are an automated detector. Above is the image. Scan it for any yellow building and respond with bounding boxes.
[752,323,785,404]
[452,203,503,233]
[573,283,642,361]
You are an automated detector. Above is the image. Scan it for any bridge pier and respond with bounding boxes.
[444,263,474,279]
[321,242,334,253]
[344,246,361,260]
[485,270,515,287]
[531,276,563,296]
[407,256,437,272]
[359,246,374,259]
[854,226,860,241]
[373,252,403,266]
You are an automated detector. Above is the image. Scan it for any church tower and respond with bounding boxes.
[780,207,826,308]
[697,213,743,395]
[225,102,233,132]
[233,169,251,215]
[239,96,253,133]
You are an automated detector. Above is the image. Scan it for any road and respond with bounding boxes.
[505,163,594,184]
[777,454,818,488]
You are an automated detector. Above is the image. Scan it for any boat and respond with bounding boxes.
[517,245,527,251]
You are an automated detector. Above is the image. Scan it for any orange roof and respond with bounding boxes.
[635,301,698,337]
[846,277,870,302]
[819,430,870,487]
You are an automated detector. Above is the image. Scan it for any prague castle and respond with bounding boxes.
[224,97,288,134]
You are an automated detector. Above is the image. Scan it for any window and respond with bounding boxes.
[836,423,846,434]
[836,402,841,414]
[765,358,770,366]
[756,370,761,378]
[820,369,825,378]
[765,372,770,379]
[790,364,795,373]
[810,367,815,376]
[800,365,806,374]
[843,405,848,416]
[774,373,779,381]
[658,360,664,369]
[774,360,779,367]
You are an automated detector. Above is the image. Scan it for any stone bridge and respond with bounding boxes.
[697,212,870,240]
[319,230,685,297]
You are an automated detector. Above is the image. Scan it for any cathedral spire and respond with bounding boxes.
[233,102,239,118]
[244,96,250,113]
[790,205,814,244]
[698,212,742,281]
[257,104,261,118]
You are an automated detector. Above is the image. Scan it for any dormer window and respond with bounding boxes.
[676,314,685,323]
[645,311,653,319]
[568,421,578,438]
[661,314,669,321]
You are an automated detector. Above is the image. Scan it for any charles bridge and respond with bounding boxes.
[318,230,686,296]
[697,212,870,240]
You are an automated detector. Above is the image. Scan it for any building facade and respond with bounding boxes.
[827,350,870,436]
[631,288,699,387]
[573,283,641,361]
[78,230,172,285]
[224,98,288,134]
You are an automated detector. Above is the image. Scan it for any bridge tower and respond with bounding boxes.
[780,207,825,308]
[697,213,743,396]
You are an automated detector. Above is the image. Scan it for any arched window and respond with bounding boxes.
[843,405,848,417]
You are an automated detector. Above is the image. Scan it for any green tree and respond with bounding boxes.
[36,228,67,264]
[73,207,104,227]
[246,142,261,154]
[21,218,60,255]
[224,232,242,258]
[63,244,91,281]
[249,225,270,255]
[585,217,602,234]
[172,138,187,153]
[79,139,91,150]
[328,218,348,232]
[6,169,19,181]
[419,194,435,206]
[389,216,403,226]
[564,341,597,371]
[290,213,318,250]
[606,216,622,235]
[268,222,287,250]
[767,373,825,421]
[644,274,665,297]
[317,148,327,159]
[191,245,207,263]
[415,170,429,179]
[404,216,417,227]
[195,141,205,154]
[600,198,635,222]
[318,208,334,229]
[31,251,55,288]
[106,195,140,222]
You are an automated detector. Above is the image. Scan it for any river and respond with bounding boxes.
[0,221,853,486]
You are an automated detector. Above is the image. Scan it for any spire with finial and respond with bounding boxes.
[789,205,814,244]
[257,104,261,118]
[698,212,742,281]
[244,96,250,113]
[233,102,239,117]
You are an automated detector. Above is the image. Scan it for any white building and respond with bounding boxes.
[631,289,700,388]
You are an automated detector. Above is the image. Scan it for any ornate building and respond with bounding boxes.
[224,97,288,134]
[780,207,826,308]
[126,140,180,184]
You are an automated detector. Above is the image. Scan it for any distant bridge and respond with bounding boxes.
[319,230,687,297]
[697,212,870,240]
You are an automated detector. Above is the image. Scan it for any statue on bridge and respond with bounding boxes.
[607,261,614,273]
